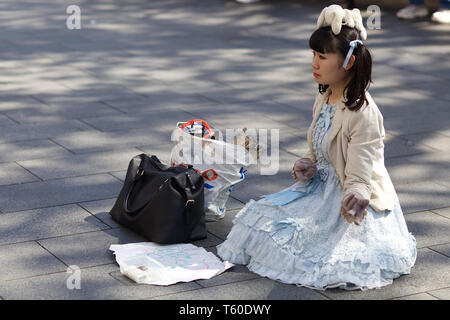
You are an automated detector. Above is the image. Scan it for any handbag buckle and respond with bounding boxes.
[185,199,195,206]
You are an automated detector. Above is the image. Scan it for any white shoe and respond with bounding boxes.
[396,4,429,19]
[431,10,450,23]
[235,0,260,3]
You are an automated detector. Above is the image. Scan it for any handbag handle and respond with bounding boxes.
[122,154,161,215]
[123,155,196,216]
[122,172,149,215]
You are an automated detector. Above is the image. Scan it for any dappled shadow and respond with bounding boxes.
[0,0,449,299]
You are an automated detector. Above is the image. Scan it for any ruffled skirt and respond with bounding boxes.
[216,163,417,291]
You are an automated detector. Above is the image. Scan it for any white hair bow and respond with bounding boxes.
[316,4,367,41]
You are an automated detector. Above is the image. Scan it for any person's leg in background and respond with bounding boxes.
[397,0,429,19]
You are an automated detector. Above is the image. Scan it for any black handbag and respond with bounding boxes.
[109,153,206,244]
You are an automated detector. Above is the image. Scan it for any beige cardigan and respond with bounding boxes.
[303,88,398,212]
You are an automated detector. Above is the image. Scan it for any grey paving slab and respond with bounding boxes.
[429,243,450,258]
[395,180,450,214]
[0,0,449,301]
[386,150,450,186]
[191,232,224,249]
[194,254,260,288]
[382,109,450,136]
[431,207,450,219]
[0,162,40,186]
[78,198,120,228]
[79,109,198,132]
[18,148,142,180]
[2,100,124,124]
[404,211,450,248]
[151,277,328,300]
[0,139,73,163]
[428,287,450,300]
[322,248,450,300]
[206,209,240,241]
[0,204,109,245]
[0,112,17,126]
[398,132,450,153]
[392,293,439,300]
[0,263,201,300]
[371,63,439,89]
[0,241,67,281]
[51,128,173,154]
[383,132,437,159]
[0,174,123,213]
[0,120,92,144]
[102,90,216,113]
[37,228,146,269]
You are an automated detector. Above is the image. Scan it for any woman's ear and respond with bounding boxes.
[344,54,356,71]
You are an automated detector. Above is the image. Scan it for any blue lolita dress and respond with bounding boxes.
[216,102,417,291]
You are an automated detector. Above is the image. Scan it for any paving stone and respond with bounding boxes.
[2,100,123,124]
[382,110,450,136]
[386,151,450,185]
[79,109,197,133]
[0,204,109,245]
[151,277,328,300]
[37,228,146,269]
[1,0,449,301]
[391,293,439,300]
[18,148,142,180]
[371,63,439,89]
[78,198,120,228]
[430,207,450,219]
[397,132,450,153]
[0,241,67,281]
[429,243,450,258]
[0,162,39,186]
[0,263,201,300]
[0,139,73,163]
[383,132,436,159]
[195,263,260,289]
[0,174,123,213]
[428,287,450,300]
[51,128,173,153]
[206,209,240,241]
[395,181,450,214]
[0,120,92,144]
[102,91,215,113]
[0,112,17,126]
[404,211,450,248]
[192,232,224,248]
[322,248,450,300]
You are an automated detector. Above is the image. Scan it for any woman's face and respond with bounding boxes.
[311,50,348,86]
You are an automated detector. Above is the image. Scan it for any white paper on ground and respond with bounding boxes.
[109,242,233,285]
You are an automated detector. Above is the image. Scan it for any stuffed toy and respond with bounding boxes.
[316,4,367,41]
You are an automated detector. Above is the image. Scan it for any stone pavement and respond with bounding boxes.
[0,0,449,300]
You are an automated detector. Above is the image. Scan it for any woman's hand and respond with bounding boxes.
[292,158,317,183]
[341,191,369,225]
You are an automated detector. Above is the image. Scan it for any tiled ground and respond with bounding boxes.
[0,0,449,300]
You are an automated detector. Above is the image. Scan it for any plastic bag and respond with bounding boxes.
[170,119,257,221]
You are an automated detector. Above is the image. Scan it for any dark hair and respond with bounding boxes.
[309,26,372,111]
